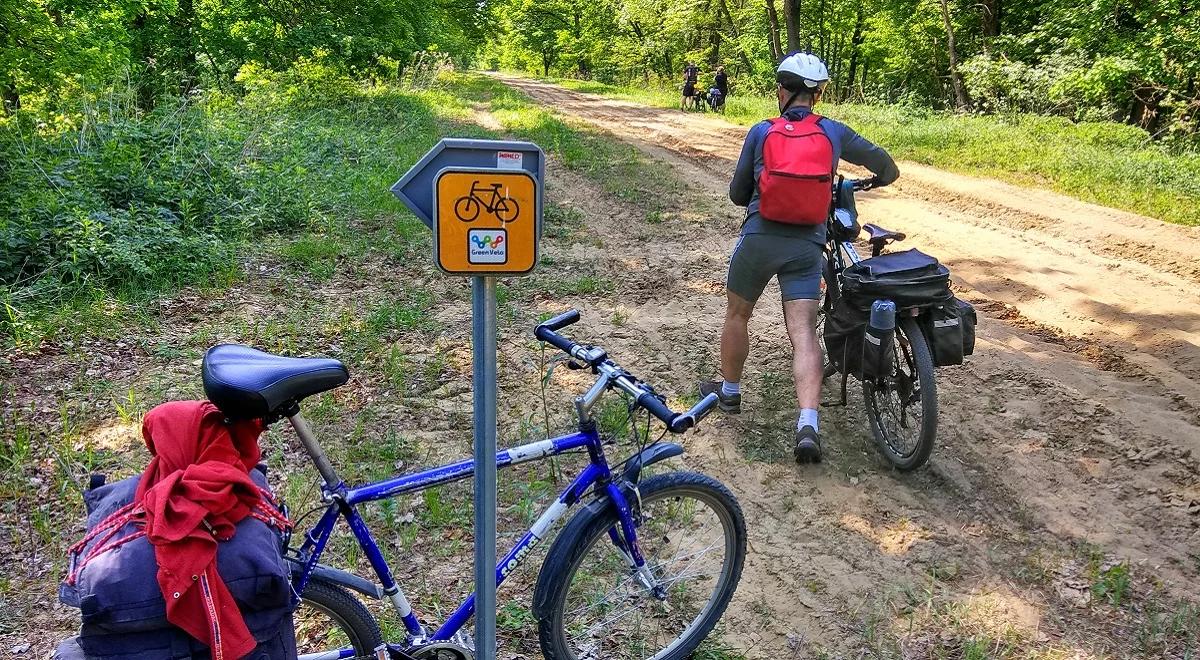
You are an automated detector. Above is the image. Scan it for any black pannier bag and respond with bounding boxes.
[55,468,297,660]
[824,302,868,379]
[839,249,952,311]
[825,303,899,380]
[922,297,977,366]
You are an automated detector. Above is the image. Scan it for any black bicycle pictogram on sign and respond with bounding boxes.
[454,181,520,223]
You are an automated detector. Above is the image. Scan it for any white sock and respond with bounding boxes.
[721,380,740,397]
[797,409,819,432]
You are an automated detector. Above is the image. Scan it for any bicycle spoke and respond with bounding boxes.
[560,486,733,660]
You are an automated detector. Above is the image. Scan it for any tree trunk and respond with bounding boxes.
[172,0,200,94]
[718,0,756,72]
[938,0,971,110]
[980,0,1001,37]
[765,0,783,61]
[783,0,801,53]
[130,11,156,111]
[846,4,865,100]
[710,22,721,67]
[817,0,827,57]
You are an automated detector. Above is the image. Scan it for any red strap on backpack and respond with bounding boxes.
[757,113,834,225]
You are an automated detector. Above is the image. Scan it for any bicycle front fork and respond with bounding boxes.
[602,481,663,595]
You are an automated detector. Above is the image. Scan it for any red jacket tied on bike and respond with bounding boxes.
[135,400,265,660]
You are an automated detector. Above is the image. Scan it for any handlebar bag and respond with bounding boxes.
[57,468,297,659]
[921,297,977,367]
[840,249,952,311]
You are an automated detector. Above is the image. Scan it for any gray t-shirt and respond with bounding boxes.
[729,106,900,243]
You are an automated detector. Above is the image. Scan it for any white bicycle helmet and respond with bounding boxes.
[776,52,830,92]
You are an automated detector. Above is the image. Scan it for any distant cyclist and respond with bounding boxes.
[714,65,728,98]
[681,62,699,109]
[700,53,899,463]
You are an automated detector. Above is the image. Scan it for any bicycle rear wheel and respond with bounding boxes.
[534,472,746,660]
[295,577,384,660]
[862,316,937,470]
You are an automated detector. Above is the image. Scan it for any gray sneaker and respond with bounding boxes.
[794,426,822,463]
[698,381,741,414]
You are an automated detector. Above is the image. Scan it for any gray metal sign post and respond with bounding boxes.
[392,139,544,659]
[470,276,498,659]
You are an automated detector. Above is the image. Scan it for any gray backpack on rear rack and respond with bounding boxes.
[824,248,976,385]
[53,468,298,660]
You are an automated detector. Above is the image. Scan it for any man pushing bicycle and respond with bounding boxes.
[700,53,900,463]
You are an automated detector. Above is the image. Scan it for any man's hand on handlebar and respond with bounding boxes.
[535,310,718,433]
[851,177,881,192]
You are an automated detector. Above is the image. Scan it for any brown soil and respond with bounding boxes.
[3,75,1199,659]
[492,74,1200,657]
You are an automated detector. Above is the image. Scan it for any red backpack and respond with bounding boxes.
[757,113,834,225]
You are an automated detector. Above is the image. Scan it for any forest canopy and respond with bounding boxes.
[0,0,486,113]
[482,0,1200,141]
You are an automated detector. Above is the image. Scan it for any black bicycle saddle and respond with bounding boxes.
[863,223,906,245]
[202,344,349,419]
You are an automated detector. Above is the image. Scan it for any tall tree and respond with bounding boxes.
[783,0,800,53]
[765,0,783,62]
[937,0,970,109]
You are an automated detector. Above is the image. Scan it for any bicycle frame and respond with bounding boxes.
[287,412,645,648]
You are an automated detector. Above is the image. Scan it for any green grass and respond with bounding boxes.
[534,73,1200,226]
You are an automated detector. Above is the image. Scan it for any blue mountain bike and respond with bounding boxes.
[201,310,746,660]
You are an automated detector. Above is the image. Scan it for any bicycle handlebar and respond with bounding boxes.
[534,310,718,433]
[850,177,877,192]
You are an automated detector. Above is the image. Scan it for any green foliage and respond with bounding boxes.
[0,61,481,343]
[485,0,1200,141]
[1091,561,1132,606]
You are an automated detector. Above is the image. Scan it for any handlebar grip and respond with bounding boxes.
[534,310,581,354]
[540,309,580,332]
[636,392,678,428]
[670,393,719,432]
[535,326,576,354]
[852,177,877,191]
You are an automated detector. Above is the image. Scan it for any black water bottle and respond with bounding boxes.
[863,300,896,379]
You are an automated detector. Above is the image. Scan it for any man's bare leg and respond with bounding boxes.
[699,291,757,413]
[783,298,823,461]
[783,299,821,408]
[720,291,757,384]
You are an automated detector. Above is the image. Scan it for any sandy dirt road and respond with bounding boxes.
[492,74,1200,656]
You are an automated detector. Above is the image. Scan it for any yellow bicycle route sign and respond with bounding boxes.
[434,168,539,275]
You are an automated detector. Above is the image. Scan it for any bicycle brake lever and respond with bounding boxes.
[566,360,585,370]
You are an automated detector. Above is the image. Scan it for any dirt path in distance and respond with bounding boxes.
[493,73,1200,657]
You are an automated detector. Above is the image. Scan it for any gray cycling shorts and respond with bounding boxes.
[726,233,823,303]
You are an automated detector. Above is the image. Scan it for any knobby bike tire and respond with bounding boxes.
[533,472,747,660]
[863,316,938,471]
[296,577,384,660]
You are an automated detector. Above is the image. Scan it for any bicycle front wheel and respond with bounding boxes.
[295,577,384,660]
[862,316,938,470]
[534,472,746,660]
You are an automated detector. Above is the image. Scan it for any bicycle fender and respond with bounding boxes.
[620,442,684,483]
[288,558,384,600]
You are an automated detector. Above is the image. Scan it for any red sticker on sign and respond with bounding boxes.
[496,151,523,170]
